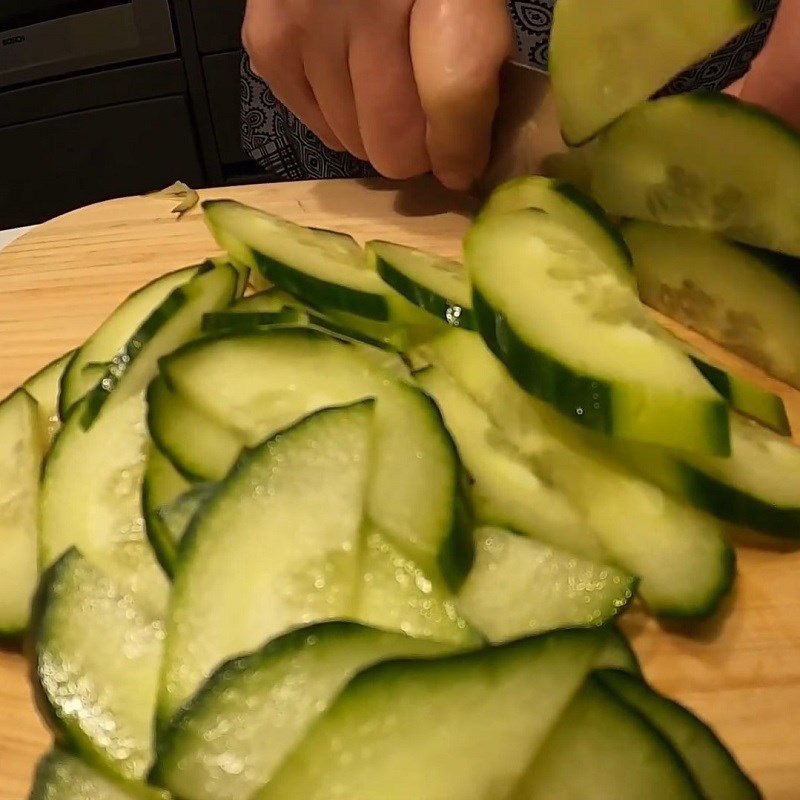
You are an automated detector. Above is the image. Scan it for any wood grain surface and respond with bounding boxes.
[0,178,798,800]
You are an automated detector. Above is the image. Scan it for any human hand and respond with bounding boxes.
[242,0,513,189]
[727,0,800,131]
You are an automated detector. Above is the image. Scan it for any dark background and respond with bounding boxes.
[0,0,263,228]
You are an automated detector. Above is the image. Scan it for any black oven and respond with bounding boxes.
[0,0,175,88]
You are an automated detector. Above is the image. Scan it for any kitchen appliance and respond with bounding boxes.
[0,0,175,89]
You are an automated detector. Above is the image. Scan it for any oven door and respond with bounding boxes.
[0,0,175,89]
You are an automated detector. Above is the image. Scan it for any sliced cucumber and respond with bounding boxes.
[467,209,730,454]
[254,629,611,800]
[146,376,244,482]
[686,350,790,436]
[427,330,734,617]
[158,402,372,721]
[142,445,192,574]
[32,549,165,780]
[416,364,605,562]
[590,93,800,257]
[155,484,216,556]
[550,0,755,144]
[512,676,702,799]
[81,259,239,428]
[618,415,800,538]
[595,627,641,676]
[204,200,412,322]
[624,219,800,390]
[159,329,389,446]
[367,240,475,329]
[153,622,455,800]
[457,527,636,643]
[201,307,302,333]
[600,670,761,800]
[59,265,199,418]
[478,176,634,280]
[30,750,167,800]
[0,389,42,637]
[23,351,73,444]
[40,393,170,614]
[356,522,474,643]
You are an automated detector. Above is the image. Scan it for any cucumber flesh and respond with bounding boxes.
[618,415,800,539]
[478,176,634,281]
[427,330,734,617]
[152,622,456,800]
[142,444,192,575]
[30,750,167,800]
[355,523,474,643]
[600,670,761,800]
[159,402,375,722]
[417,364,605,562]
[203,200,404,321]
[595,627,641,676]
[155,484,216,564]
[467,209,730,455]
[23,351,73,444]
[550,0,755,144]
[624,219,800,390]
[159,329,390,447]
[457,527,636,643]
[59,265,199,418]
[81,260,239,428]
[254,629,611,800]
[368,240,475,329]
[32,550,165,781]
[0,389,42,636]
[590,93,800,257]
[146,376,244,482]
[512,676,703,799]
[40,393,170,615]
[201,307,302,333]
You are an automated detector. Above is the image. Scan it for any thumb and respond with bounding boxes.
[410,0,514,191]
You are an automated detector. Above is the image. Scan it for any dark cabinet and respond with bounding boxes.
[191,0,245,53]
[203,51,248,167]
[0,95,204,227]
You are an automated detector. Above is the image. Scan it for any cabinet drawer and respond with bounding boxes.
[0,95,204,228]
[203,51,249,167]
[191,0,245,53]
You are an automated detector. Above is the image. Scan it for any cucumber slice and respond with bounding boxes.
[686,351,790,436]
[356,522,474,642]
[23,351,73,444]
[142,445,192,574]
[590,93,800,257]
[618,414,800,538]
[204,200,408,321]
[478,177,634,280]
[201,307,302,333]
[467,209,730,454]
[32,550,165,780]
[59,264,199,418]
[512,676,702,799]
[550,0,755,144]
[155,484,216,559]
[40,393,170,614]
[595,627,641,676]
[427,330,734,617]
[600,670,761,800]
[153,622,455,800]
[81,260,239,428]
[417,364,605,562]
[31,750,167,800]
[254,629,611,800]
[457,527,636,643]
[624,219,800,390]
[158,402,372,722]
[0,389,42,637]
[159,329,389,447]
[146,376,244,482]
[367,240,475,329]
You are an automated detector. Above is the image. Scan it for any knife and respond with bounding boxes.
[476,60,567,196]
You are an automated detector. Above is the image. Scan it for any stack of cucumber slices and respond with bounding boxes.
[4,6,800,792]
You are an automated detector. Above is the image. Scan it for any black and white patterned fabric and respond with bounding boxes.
[241,0,780,181]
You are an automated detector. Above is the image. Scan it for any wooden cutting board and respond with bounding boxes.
[1,178,798,800]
